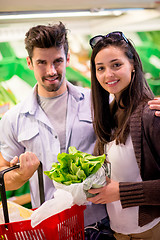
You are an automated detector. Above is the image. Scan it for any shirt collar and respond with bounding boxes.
[66,81,84,101]
[20,84,39,115]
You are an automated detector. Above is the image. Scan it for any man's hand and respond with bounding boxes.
[87,177,120,204]
[14,152,40,182]
[148,97,160,116]
[2,151,40,190]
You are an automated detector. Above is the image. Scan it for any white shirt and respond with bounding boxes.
[0,82,96,207]
[106,135,160,234]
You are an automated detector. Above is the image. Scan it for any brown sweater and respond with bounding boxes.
[94,103,160,227]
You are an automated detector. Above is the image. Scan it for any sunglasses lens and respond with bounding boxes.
[110,32,120,37]
[90,36,103,48]
[107,32,122,40]
[90,32,128,48]
[108,32,128,44]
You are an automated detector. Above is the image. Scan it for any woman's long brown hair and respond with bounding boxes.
[90,37,154,145]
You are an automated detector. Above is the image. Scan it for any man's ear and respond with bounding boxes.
[26,56,33,70]
[66,52,70,67]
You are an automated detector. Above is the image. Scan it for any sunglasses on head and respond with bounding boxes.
[89,31,128,49]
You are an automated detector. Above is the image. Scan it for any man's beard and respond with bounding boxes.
[42,74,64,92]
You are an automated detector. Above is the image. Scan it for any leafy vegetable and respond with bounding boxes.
[44,146,106,185]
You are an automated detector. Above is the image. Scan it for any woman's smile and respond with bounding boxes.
[95,46,133,99]
[106,79,120,85]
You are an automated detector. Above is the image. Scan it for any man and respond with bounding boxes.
[0,22,110,235]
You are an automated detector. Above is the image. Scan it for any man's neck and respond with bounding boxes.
[37,80,67,98]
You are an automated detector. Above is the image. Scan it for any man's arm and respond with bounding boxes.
[148,97,160,116]
[0,152,40,191]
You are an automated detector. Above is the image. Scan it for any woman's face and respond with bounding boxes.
[95,45,134,99]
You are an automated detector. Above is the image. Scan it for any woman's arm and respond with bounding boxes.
[87,178,160,207]
[119,179,160,208]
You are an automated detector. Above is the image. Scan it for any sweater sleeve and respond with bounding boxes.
[120,104,160,209]
[119,179,160,208]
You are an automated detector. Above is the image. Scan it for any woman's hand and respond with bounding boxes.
[87,177,120,204]
[148,97,160,116]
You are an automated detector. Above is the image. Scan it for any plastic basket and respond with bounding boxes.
[0,204,86,240]
[0,164,86,240]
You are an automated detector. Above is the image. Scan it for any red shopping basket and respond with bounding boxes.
[0,164,86,240]
[0,204,86,240]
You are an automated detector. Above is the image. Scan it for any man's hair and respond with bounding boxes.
[25,22,69,59]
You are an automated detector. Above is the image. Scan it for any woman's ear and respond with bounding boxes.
[26,56,33,70]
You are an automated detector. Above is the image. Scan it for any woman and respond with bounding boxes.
[87,31,160,239]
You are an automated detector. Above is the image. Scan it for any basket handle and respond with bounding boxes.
[37,161,45,205]
[0,161,45,224]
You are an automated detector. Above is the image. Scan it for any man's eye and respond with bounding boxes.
[55,58,63,64]
[58,59,63,62]
[37,61,46,65]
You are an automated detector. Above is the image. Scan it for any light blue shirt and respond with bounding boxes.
[0,81,107,226]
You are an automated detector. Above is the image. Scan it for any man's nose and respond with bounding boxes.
[47,64,57,75]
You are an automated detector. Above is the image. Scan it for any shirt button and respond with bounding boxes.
[55,136,58,139]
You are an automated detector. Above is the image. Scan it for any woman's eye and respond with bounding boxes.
[97,66,104,71]
[113,63,121,68]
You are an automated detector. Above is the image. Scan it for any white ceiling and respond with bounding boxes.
[0,0,159,12]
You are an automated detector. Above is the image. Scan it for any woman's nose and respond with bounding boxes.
[105,68,114,77]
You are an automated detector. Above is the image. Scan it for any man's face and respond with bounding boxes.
[27,47,70,97]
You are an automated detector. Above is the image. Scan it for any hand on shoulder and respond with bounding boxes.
[148,97,160,116]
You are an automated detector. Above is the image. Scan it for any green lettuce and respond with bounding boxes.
[44,146,106,185]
